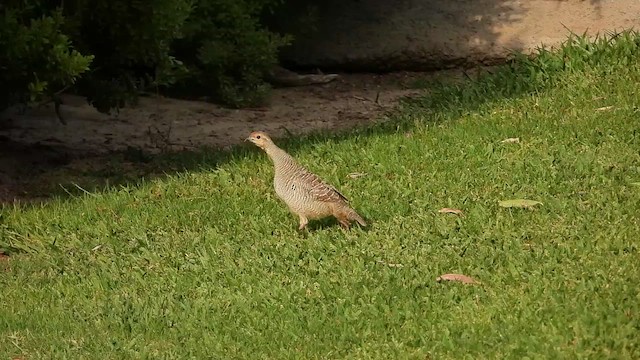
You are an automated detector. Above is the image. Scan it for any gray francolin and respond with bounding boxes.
[247,131,367,230]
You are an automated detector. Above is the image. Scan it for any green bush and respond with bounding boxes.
[0,0,296,113]
[61,0,194,112]
[63,0,294,110]
[0,3,93,110]
[174,0,292,108]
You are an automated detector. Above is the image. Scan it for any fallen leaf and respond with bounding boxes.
[347,172,367,179]
[501,137,520,144]
[438,208,464,215]
[436,273,480,284]
[595,106,614,111]
[498,199,543,209]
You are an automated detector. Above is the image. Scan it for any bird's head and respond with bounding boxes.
[246,131,273,149]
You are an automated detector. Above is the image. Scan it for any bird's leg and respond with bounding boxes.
[298,215,309,231]
[337,217,351,229]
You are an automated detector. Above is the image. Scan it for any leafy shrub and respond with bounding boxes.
[0,3,93,110]
[65,0,294,110]
[174,0,292,108]
[61,0,194,112]
[1,0,296,114]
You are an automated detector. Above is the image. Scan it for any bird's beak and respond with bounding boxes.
[245,137,251,142]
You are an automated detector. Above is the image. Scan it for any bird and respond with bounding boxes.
[246,131,367,230]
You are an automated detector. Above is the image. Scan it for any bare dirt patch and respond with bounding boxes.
[0,70,462,203]
[1,72,433,154]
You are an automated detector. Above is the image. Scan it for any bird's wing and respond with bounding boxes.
[295,167,349,203]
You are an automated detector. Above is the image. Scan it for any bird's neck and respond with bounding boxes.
[264,144,296,171]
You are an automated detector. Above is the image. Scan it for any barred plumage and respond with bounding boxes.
[247,131,367,230]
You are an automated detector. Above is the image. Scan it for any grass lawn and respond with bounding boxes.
[1,33,640,359]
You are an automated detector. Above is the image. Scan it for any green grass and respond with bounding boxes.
[2,31,640,359]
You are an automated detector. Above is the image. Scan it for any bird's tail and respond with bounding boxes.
[346,207,367,227]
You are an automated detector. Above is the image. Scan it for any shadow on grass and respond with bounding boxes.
[302,217,371,232]
[2,30,638,207]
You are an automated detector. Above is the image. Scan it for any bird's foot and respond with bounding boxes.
[298,216,309,231]
[338,219,351,229]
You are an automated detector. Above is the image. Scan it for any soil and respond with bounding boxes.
[0,70,464,203]
[1,72,433,153]
[281,0,640,70]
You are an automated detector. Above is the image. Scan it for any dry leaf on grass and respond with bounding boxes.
[498,199,543,209]
[438,208,464,215]
[501,137,520,144]
[347,172,367,179]
[595,106,614,111]
[436,273,480,284]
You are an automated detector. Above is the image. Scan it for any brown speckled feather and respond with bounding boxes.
[295,167,349,204]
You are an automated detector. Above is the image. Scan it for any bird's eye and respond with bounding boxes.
[256,135,261,139]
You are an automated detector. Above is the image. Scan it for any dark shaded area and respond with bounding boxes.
[0,139,210,203]
[304,216,372,232]
[0,141,71,202]
[275,0,605,71]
